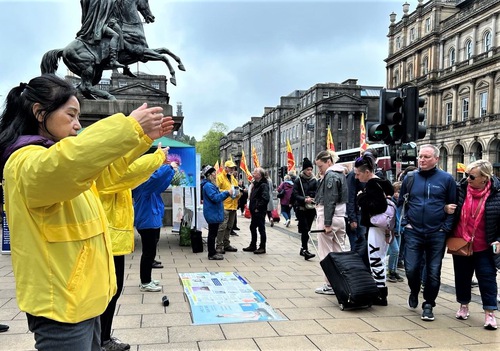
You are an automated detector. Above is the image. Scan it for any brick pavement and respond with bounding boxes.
[0,215,498,350]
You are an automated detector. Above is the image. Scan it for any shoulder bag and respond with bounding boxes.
[299,178,315,210]
[446,197,484,256]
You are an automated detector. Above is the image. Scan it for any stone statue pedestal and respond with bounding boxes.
[80,99,182,131]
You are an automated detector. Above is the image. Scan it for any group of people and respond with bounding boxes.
[281,144,499,331]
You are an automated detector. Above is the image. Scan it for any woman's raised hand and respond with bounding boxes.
[130,103,175,140]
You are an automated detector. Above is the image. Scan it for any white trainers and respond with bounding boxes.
[152,279,160,286]
[140,281,161,292]
[285,219,291,227]
[315,284,335,295]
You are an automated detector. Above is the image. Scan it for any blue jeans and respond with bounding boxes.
[387,232,401,272]
[453,249,498,311]
[27,314,101,351]
[404,228,446,307]
[281,204,291,221]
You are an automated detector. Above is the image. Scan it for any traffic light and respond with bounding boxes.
[368,89,403,144]
[278,166,287,179]
[402,87,426,142]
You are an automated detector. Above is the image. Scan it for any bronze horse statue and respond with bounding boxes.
[41,0,185,100]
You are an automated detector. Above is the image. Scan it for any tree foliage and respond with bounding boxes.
[196,122,227,166]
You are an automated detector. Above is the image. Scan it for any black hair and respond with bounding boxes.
[354,153,376,173]
[0,74,78,155]
[364,147,378,159]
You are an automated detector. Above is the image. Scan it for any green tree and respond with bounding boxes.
[196,122,227,166]
[177,134,196,146]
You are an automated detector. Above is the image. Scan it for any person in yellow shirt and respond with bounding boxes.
[0,74,173,350]
[216,160,240,253]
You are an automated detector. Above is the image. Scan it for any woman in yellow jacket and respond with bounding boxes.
[0,74,173,350]
[97,144,170,351]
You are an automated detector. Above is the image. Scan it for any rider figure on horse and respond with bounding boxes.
[76,0,124,69]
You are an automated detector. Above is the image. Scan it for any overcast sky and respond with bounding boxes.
[0,0,423,140]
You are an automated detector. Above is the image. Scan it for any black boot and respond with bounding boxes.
[373,286,388,306]
[300,248,315,260]
[243,244,257,252]
[254,245,266,254]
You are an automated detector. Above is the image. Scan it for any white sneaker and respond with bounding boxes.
[140,282,161,292]
[152,279,160,286]
[315,284,335,295]
[285,219,291,227]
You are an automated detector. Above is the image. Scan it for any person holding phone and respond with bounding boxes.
[449,160,499,330]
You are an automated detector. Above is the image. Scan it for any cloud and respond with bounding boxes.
[0,0,423,140]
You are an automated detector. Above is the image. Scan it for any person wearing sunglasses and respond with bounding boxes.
[397,144,456,322]
[448,160,499,330]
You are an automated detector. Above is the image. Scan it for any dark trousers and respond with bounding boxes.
[453,249,498,311]
[250,211,266,247]
[27,314,101,351]
[207,223,220,257]
[404,228,446,307]
[347,213,369,269]
[100,255,124,344]
[296,209,316,250]
[138,228,160,284]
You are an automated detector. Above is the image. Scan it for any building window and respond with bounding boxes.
[446,102,453,124]
[337,142,342,151]
[396,36,401,49]
[322,91,329,99]
[422,56,429,75]
[312,91,316,102]
[461,98,469,121]
[425,17,431,33]
[484,31,492,52]
[480,92,488,116]
[465,40,472,60]
[410,27,416,42]
[151,82,160,89]
[407,63,413,81]
[338,116,342,130]
[118,81,127,88]
[449,47,456,66]
[393,70,400,86]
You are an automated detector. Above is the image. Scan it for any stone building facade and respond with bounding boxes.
[386,0,500,177]
[220,80,382,184]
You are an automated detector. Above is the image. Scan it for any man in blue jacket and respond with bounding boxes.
[398,144,456,322]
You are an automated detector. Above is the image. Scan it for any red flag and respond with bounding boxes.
[239,150,253,181]
[252,146,260,168]
[360,113,368,154]
[286,139,295,172]
[327,126,335,151]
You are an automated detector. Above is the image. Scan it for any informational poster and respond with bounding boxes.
[168,147,196,188]
[179,272,286,325]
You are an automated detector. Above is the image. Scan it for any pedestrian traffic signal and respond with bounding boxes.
[368,89,404,144]
[278,166,287,179]
[402,87,426,142]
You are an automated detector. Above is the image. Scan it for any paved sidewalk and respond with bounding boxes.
[0,215,499,350]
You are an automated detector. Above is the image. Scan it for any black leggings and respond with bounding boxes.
[100,255,124,343]
[138,228,160,284]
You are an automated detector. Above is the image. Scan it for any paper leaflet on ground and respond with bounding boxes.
[179,272,286,325]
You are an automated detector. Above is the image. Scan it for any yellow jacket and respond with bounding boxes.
[216,170,240,210]
[3,114,151,323]
[97,147,165,256]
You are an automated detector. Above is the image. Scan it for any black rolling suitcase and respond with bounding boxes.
[320,251,379,310]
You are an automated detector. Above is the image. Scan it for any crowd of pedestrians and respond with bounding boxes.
[0,75,498,350]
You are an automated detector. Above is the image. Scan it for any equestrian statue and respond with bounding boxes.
[41,0,185,100]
